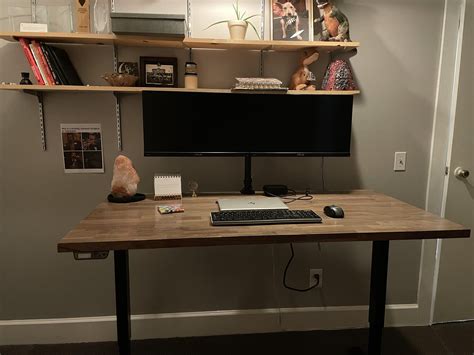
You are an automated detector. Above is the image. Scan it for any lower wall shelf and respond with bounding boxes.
[0,84,360,95]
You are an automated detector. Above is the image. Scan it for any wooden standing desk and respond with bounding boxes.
[58,191,470,355]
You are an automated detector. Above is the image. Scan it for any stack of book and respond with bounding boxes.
[231,78,288,93]
[19,38,83,86]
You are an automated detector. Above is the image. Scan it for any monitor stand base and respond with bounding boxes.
[240,155,255,195]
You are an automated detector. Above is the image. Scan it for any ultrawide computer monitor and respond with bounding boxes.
[143,91,353,157]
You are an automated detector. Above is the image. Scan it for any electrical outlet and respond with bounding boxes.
[309,269,323,288]
[394,152,407,171]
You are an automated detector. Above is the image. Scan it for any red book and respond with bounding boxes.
[32,41,55,86]
[19,38,44,85]
[29,43,49,85]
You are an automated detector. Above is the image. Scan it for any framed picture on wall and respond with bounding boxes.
[270,0,312,41]
[140,57,178,87]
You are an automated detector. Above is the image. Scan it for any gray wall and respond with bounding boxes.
[0,0,444,320]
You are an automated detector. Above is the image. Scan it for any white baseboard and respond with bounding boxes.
[0,304,421,346]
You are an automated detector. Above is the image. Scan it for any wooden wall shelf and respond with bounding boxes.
[0,31,184,48]
[0,84,360,96]
[183,38,360,52]
[0,32,359,52]
[0,31,361,151]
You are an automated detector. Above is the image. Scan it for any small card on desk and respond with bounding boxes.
[154,174,183,214]
[158,205,184,214]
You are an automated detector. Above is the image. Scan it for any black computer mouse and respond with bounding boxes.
[324,205,345,218]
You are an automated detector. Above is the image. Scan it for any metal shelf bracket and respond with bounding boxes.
[37,92,46,151]
[113,45,123,151]
[186,0,192,37]
[259,0,265,77]
[24,90,46,151]
[114,92,123,151]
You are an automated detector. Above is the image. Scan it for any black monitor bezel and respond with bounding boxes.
[143,91,353,158]
[144,151,351,157]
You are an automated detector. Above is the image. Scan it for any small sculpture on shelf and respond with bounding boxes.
[289,49,319,90]
[321,59,357,91]
[314,0,352,42]
[109,155,145,203]
[188,180,199,198]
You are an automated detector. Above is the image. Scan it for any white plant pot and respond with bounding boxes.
[228,20,248,40]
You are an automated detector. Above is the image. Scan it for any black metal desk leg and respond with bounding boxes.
[368,241,390,355]
[114,250,131,355]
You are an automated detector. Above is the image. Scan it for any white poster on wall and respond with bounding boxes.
[61,124,104,174]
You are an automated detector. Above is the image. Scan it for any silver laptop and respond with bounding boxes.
[217,197,288,211]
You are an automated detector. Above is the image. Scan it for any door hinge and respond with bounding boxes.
[445,166,449,175]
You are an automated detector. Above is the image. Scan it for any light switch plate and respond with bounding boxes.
[394,152,407,171]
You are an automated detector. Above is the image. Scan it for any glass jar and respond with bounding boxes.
[0,0,32,31]
[36,0,73,32]
[184,62,198,89]
[91,0,110,34]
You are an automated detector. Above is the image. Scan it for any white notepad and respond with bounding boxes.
[154,174,182,201]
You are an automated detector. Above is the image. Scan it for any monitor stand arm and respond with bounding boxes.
[240,154,255,195]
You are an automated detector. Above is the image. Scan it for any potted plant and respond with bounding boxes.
[204,1,261,40]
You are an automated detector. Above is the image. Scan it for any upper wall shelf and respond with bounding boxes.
[183,38,359,52]
[0,31,184,48]
[0,32,360,52]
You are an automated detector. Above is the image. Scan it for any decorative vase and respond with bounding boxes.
[92,0,111,34]
[228,20,248,40]
[321,59,357,91]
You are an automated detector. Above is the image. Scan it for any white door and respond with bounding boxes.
[434,0,473,323]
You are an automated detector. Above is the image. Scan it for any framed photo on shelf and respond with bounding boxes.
[270,0,312,41]
[118,62,139,77]
[140,57,178,87]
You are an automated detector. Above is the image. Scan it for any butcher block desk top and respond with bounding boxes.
[57,191,470,253]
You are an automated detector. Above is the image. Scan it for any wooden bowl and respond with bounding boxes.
[102,73,138,87]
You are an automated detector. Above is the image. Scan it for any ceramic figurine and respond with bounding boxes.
[289,49,320,90]
[314,0,352,42]
[321,59,357,91]
[110,155,140,198]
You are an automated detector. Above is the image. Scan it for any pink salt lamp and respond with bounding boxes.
[111,155,140,198]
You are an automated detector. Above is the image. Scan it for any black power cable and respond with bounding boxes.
[283,243,320,292]
[265,189,314,204]
[321,157,326,192]
[264,188,318,292]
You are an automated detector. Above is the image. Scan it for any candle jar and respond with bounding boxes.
[184,62,198,89]
[19,72,32,85]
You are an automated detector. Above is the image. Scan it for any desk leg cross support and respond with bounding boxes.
[114,250,131,355]
[368,241,390,355]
